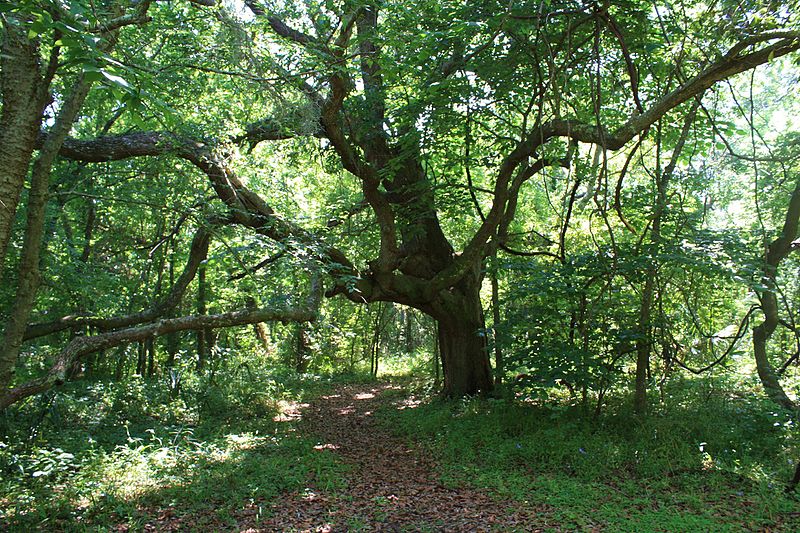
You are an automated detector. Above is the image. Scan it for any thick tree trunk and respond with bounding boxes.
[0,24,46,277]
[436,282,493,397]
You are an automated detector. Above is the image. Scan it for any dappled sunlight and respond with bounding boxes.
[272,400,309,422]
[353,392,375,400]
[396,396,422,410]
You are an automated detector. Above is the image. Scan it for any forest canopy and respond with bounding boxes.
[0,0,799,412]
[4,0,800,530]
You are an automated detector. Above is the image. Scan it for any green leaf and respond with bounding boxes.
[102,71,131,89]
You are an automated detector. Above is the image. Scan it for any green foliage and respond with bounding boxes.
[381,376,800,531]
[0,367,347,530]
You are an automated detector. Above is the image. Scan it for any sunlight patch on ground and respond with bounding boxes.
[354,392,375,400]
[396,397,421,410]
[273,400,308,422]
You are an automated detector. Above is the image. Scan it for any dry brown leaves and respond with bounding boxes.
[255,383,546,532]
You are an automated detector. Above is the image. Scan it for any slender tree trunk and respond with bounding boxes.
[295,324,310,372]
[404,308,413,353]
[114,345,127,381]
[634,106,696,414]
[433,320,441,386]
[80,176,96,263]
[634,278,654,414]
[368,303,383,376]
[490,270,503,385]
[146,338,156,377]
[196,261,208,371]
[136,342,146,375]
[0,76,92,390]
[752,174,800,410]
[165,255,179,367]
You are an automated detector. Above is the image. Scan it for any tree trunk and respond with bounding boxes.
[490,270,503,385]
[136,342,146,375]
[753,292,795,410]
[295,324,310,373]
[196,260,208,371]
[404,308,413,353]
[146,337,156,377]
[634,274,654,414]
[165,255,179,367]
[0,76,92,390]
[0,24,46,277]
[435,281,493,397]
[114,345,127,381]
[752,173,800,410]
[433,320,441,386]
[633,107,696,415]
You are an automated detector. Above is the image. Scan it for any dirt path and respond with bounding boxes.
[257,383,543,532]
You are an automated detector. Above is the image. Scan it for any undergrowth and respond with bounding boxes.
[380,375,800,531]
[0,366,350,531]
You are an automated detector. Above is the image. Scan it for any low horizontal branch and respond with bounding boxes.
[1,305,316,411]
[23,227,211,341]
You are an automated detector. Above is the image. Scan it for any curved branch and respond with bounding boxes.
[429,31,800,293]
[53,131,357,278]
[1,304,317,411]
[23,227,211,340]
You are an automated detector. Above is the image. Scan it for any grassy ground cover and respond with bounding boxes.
[379,376,800,531]
[0,368,348,531]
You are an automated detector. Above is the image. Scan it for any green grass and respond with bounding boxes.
[379,376,800,531]
[0,367,349,531]
[5,363,800,531]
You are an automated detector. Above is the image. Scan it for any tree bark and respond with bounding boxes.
[752,173,800,410]
[295,324,310,373]
[435,277,493,397]
[0,23,47,277]
[0,76,92,390]
[490,269,503,385]
[0,304,318,410]
[196,260,208,371]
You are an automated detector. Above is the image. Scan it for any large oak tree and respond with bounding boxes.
[2,0,799,406]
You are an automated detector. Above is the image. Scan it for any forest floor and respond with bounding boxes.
[255,382,543,532]
[5,374,799,531]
